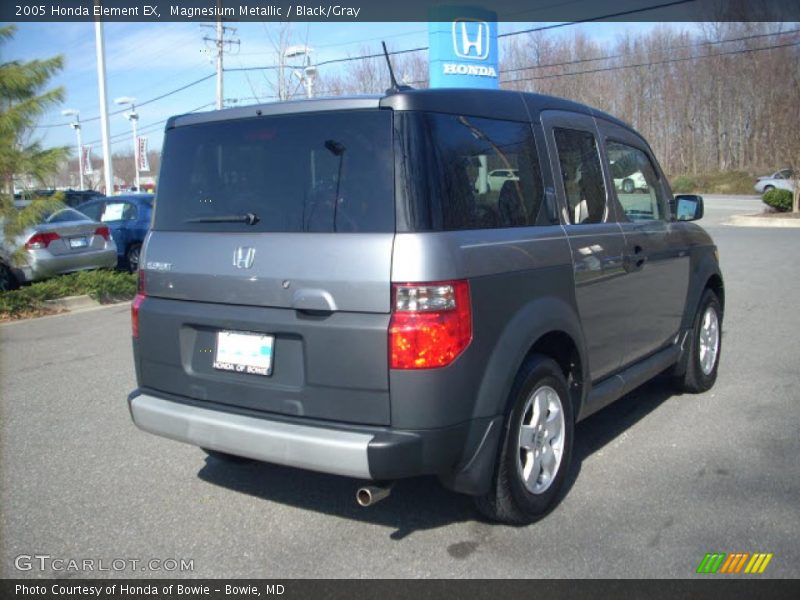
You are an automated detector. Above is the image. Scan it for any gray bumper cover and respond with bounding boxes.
[130,393,373,478]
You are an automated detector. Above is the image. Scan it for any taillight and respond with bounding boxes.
[95,226,110,240]
[389,280,472,369]
[132,270,146,338]
[25,231,60,249]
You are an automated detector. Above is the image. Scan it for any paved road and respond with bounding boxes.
[2,196,798,578]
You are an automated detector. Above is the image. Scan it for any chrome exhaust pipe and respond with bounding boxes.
[356,483,393,507]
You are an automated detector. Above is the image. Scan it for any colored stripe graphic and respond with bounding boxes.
[720,553,749,573]
[697,553,726,573]
[698,552,773,575]
[744,553,774,574]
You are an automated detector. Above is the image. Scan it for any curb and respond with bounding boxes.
[43,294,101,311]
[726,214,800,228]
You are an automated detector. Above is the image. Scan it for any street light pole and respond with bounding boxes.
[94,19,113,196]
[285,46,316,99]
[114,97,140,191]
[62,109,84,190]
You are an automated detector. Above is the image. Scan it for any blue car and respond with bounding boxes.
[76,194,154,271]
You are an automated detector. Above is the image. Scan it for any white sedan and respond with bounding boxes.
[754,169,795,194]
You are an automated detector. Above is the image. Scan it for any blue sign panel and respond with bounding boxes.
[428,5,498,89]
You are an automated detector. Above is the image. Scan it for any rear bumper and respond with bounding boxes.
[23,246,118,281]
[127,390,496,486]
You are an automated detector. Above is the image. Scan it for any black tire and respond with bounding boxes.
[622,178,635,194]
[475,356,574,524]
[201,448,255,464]
[126,243,142,273]
[763,185,775,194]
[674,289,722,393]
[0,263,19,292]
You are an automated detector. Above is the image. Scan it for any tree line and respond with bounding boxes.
[318,22,800,177]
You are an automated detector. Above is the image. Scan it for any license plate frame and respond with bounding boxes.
[69,236,88,249]
[213,330,274,377]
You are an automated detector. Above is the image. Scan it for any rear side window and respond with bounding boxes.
[154,110,394,233]
[78,202,103,221]
[396,112,546,231]
[553,128,607,225]
[101,202,138,222]
[45,208,90,224]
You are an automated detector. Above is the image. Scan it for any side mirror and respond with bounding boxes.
[673,194,704,221]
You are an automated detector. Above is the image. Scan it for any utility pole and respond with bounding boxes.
[202,1,239,110]
[94,11,113,196]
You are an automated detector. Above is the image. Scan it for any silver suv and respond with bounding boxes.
[127,89,723,524]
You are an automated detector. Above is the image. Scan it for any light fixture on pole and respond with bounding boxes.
[61,108,84,190]
[285,45,316,98]
[113,96,140,191]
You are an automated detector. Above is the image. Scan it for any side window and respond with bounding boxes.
[122,203,138,220]
[606,141,665,222]
[78,202,103,221]
[101,202,134,222]
[420,113,547,230]
[553,128,607,225]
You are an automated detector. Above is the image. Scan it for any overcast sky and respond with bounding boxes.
[4,21,671,155]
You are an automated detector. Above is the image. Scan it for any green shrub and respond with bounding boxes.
[668,171,755,195]
[0,270,136,318]
[762,189,793,212]
[671,175,696,194]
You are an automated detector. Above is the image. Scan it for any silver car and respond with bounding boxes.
[0,207,117,288]
[754,168,795,194]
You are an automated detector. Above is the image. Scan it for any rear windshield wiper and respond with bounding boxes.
[184,212,260,225]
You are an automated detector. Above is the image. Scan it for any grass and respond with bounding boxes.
[668,171,756,195]
[0,270,136,320]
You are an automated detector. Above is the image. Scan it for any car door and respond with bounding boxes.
[100,200,136,255]
[595,119,690,366]
[541,110,630,382]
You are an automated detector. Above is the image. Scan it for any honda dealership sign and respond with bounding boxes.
[429,6,498,89]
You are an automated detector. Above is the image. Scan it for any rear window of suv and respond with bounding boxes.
[154,110,394,233]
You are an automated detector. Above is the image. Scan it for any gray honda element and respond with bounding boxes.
[128,89,723,524]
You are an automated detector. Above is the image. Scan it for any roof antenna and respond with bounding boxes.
[382,41,413,94]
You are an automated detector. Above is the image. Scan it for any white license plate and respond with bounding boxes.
[213,331,274,376]
[69,237,88,248]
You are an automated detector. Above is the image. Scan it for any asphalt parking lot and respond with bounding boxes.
[1,195,798,578]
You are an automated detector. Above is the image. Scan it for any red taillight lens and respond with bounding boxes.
[131,293,145,338]
[25,231,60,249]
[132,271,146,338]
[94,226,110,240]
[389,280,472,369]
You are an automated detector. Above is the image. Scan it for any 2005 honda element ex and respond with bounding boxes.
[127,88,723,524]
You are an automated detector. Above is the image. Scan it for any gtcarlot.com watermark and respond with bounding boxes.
[14,554,194,573]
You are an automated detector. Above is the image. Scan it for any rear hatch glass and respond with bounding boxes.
[154,110,394,233]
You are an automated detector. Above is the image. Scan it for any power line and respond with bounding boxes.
[223,1,697,75]
[501,39,800,84]
[501,27,800,75]
[34,74,215,129]
[497,0,695,38]
[84,102,215,147]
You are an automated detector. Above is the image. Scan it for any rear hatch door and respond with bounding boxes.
[137,108,396,426]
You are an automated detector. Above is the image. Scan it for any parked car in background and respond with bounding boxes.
[754,169,795,194]
[0,206,117,290]
[486,169,519,192]
[14,189,103,208]
[77,194,154,271]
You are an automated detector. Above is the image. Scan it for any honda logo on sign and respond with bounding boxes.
[233,247,256,269]
[452,19,489,60]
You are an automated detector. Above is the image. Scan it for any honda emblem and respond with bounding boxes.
[233,247,256,269]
